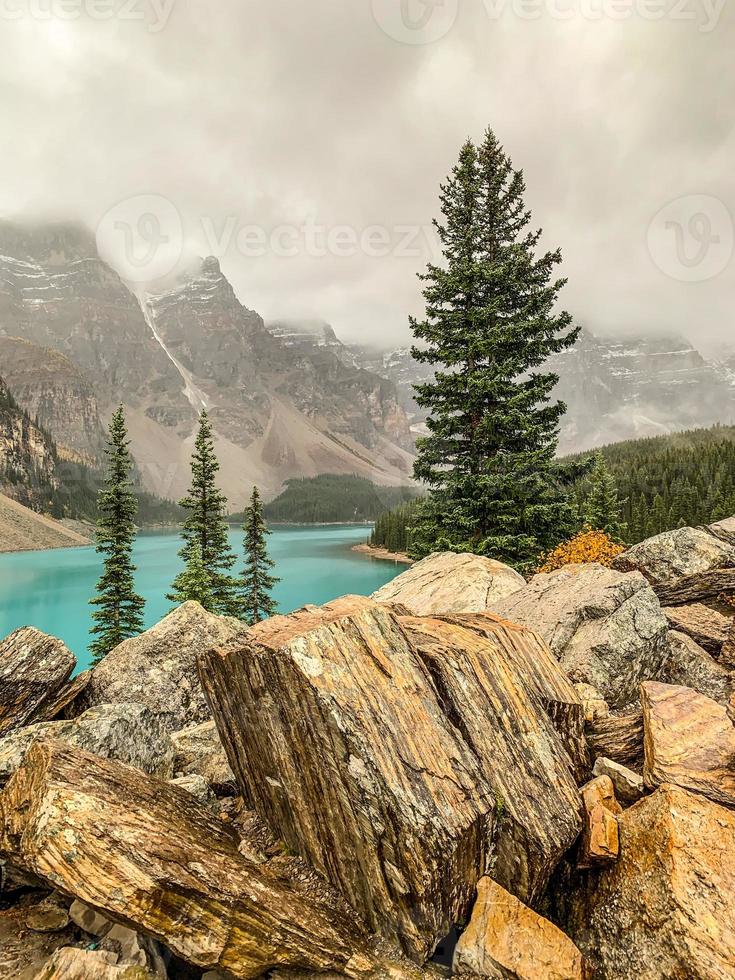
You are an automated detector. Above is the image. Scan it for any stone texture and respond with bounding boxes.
[492,563,669,708]
[663,603,731,654]
[708,515,735,545]
[560,785,735,979]
[200,597,583,961]
[25,893,71,933]
[613,525,735,584]
[0,703,175,784]
[664,629,734,703]
[0,740,424,980]
[585,709,644,770]
[0,903,80,979]
[26,947,160,979]
[371,552,524,616]
[592,757,644,806]
[453,877,584,980]
[170,719,235,792]
[578,775,621,868]
[641,681,735,807]
[654,566,735,607]
[0,628,75,736]
[574,683,609,723]
[169,772,213,804]
[80,602,249,731]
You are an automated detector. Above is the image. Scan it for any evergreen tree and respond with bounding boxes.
[583,452,627,541]
[89,406,145,663]
[409,128,580,568]
[168,411,241,617]
[167,542,215,610]
[241,486,280,625]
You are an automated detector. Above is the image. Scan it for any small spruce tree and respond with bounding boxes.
[168,411,241,617]
[583,452,627,542]
[167,541,215,610]
[409,128,580,568]
[241,486,280,625]
[89,406,145,663]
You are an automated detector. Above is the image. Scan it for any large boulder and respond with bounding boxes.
[613,526,735,584]
[708,515,735,545]
[641,681,735,807]
[0,740,424,980]
[200,597,583,961]
[559,785,735,978]
[453,877,585,979]
[27,947,160,979]
[492,564,669,708]
[371,551,524,615]
[663,629,734,704]
[0,702,175,784]
[0,628,75,736]
[80,602,249,731]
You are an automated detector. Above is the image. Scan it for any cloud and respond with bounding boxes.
[0,0,732,348]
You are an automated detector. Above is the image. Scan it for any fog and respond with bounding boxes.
[1,0,733,349]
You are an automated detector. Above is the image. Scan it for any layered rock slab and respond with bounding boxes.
[663,629,733,704]
[371,552,524,615]
[492,563,669,708]
[200,597,583,960]
[0,628,75,736]
[641,681,735,807]
[79,601,248,730]
[0,740,423,980]
[560,785,735,979]
[453,877,585,980]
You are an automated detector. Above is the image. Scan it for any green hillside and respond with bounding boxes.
[255,474,420,524]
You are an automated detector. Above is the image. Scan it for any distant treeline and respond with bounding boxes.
[243,474,421,525]
[370,424,735,553]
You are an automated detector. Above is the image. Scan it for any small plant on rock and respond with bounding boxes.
[535,527,625,574]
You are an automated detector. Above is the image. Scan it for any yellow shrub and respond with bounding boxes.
[536,528,625,574]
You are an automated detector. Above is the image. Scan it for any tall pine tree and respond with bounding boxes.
[89,406,145,663]
[410,129,579,568]
[167,541,215,610]
[583,452,627,542]
[168,411,241,617]
[241,486,279,625]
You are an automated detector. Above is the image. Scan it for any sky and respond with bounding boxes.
[0,0,733,349]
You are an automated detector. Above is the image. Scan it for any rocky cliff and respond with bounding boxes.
[0,375,59,509]
[0,223,414,506]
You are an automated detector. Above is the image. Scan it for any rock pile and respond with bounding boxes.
[1,521,735,979]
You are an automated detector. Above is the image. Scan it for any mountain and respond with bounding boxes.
[0,337,106,465]
[0,374,59,510]
[0,490,89,553]
[0,223,415,506]
[355,329,735,453]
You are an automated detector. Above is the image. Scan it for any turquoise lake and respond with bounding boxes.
[0,525,404,672]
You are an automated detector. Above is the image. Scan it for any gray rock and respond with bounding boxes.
[663,630,734,705]
[0,627,75,736]
[707,515,735,545]
[613,526,735,585]
[0,703,174,784]
[168,773,213,804]
[372,551,525,615]
[170,719,235,793]
[69,899,112,937]
[592,757,645,806]
[25,893,71,934]
[492,563,669,708]
[80,602,249,731]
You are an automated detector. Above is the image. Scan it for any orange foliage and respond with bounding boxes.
[536,528,626,574]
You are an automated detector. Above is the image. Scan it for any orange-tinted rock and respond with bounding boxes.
[641,681,735,807]
[454,877,585,979]
[577,775,620,868]
[201,597,583,960]
[663,603,730,654]
[561,785,735,979]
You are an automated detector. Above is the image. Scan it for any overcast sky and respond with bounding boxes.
[0,0,733,349]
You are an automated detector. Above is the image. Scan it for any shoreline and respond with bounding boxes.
[351,543,413,565]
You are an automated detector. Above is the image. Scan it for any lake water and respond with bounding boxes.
[0,525,404,672]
